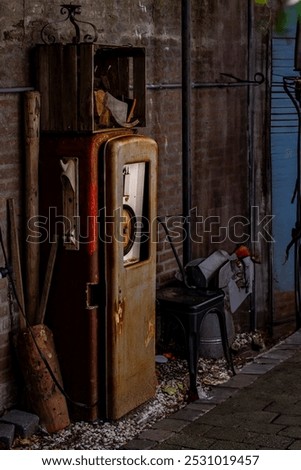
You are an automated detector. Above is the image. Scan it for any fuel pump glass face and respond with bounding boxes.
[122,162,146,266]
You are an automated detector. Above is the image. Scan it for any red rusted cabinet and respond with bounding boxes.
[39,130,158,421]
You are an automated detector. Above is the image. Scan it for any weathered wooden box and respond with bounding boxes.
[35,43,146,133]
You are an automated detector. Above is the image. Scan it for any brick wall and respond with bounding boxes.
[0,0,271,412]
[0,88,24,411]
[0,200,19,411]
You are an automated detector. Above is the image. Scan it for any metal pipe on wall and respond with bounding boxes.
[182,0,192,266]
[0,87,34,93]
[147,78,264,90]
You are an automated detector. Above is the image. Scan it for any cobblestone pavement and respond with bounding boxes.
[122,329,301,450]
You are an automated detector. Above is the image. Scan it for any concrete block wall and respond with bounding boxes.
[0,0,271,412]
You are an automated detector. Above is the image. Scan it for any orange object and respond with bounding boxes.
[235,245,251,259]
[163,352,176,360]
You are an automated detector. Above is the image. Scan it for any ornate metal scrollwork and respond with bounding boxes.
[41,4,98,44]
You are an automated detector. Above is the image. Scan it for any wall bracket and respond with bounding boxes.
[41,4,98,44]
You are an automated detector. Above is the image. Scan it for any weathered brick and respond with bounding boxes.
[0,409,39,439]
[0,422,15,449]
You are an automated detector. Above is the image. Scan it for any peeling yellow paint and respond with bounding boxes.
[114,297,125,336]
[145,320,155,347]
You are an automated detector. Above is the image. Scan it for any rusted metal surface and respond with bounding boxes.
[39,131,157,421]
[103,135,158,419]
[39,130,132,421]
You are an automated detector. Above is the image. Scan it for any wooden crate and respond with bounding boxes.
[35,43,146,133]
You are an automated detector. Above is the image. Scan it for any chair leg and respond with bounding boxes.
[215,308,236,375]
[186,330,200,400]
[162,311,201,399]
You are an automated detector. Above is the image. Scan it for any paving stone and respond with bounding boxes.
[160,429,216,450]
[273,414,301,426]
[195,393,272,427]
[203,425,248,443]
[239,362,276,375]
[194,412,239,428]
[285,352,301,363]
[243,431,294,449]
[0,422,15,449]
[151,442,185,449]
[152,418,190,432]
[0,409,39,438]
[254,357,280,364]
[265,402,301,416]
[197,387,238,404]
[185,402,215,412]
[121,439,155,450]
[218,373,259,389]
[138,428,174,442]
[288,440,301,450]
[238,422,285,435]
[279,426,301,439]
[170,407,206,421]
[232,410,280,425]
[209,440,256,450]
[194,410,279,428]
[259,349,295,361]
[208,394,270,413]
[273,343,299,350]
[282,333,301,345]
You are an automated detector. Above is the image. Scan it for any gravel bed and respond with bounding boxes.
[13,331,269,450]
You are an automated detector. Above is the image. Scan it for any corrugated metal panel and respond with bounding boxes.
[271,13,298,291]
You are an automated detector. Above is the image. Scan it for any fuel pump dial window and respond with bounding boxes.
[122,205,136,255]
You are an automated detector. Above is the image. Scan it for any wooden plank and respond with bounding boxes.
[133,49,146,126]
[24,91,40,326]
[78,43,94,131]
[7,199,26,329]
[35,45,50,131]
[48,44,64,131]
[62,45,78,131]
[36,237,58,325]
[116,56,129,98]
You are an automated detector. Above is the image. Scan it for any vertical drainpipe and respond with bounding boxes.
[182,0,192,266]
[247,0,257,331]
